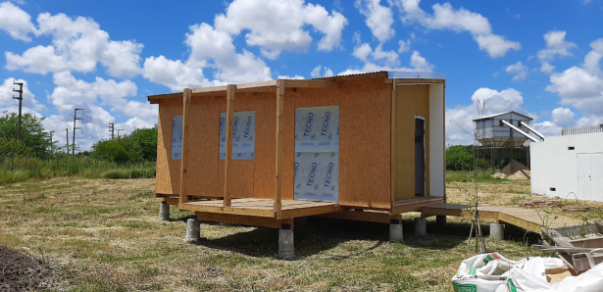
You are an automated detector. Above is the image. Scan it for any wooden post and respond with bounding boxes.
[179,88,192,205]
[223,85,236,207]
[390,79,397,209]
[274,80,285,219]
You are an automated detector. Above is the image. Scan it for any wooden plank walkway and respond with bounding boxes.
[180,198,341,218]
[422,204,583,233]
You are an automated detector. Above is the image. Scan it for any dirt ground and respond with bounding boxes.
[0,245,55,291]
[1,178,602,291]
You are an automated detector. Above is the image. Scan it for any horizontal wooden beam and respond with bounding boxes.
[179,203,276,218]
[318,210,396,224]
[196,212,293,229]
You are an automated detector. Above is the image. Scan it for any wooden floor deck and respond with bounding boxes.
[421,204,583,233]
[180,198,341,218]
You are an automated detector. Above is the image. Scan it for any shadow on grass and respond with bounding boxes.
[190,217,476,259]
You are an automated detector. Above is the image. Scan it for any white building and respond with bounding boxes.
[531,126,603,201]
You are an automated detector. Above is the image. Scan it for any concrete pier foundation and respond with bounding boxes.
[490,223,504,241]
[158,202,170,221]
[184,218,201,242]
[414,218,427,236]
[278,228,294,260]
[389,220,404,242]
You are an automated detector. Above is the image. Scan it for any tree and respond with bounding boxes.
[446,145,475,171]
[0,111,52,159]
[129,126,158,161]
[0,137,32,163]
[90,138,141,163]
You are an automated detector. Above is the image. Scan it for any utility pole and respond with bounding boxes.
[49,130,54,154]
[65,128,69,154]
[109,122,115,140]
[12,81,23,140]
[117,128,124,138]
[72,108,84,155]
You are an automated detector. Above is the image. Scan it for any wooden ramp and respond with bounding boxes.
[180,198,341,219]
[422,204,583,233]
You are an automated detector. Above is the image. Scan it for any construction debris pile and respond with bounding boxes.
[451,252,603,292]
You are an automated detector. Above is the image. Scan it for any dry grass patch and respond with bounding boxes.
[1,178,601,291]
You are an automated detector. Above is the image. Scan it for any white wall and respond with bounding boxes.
[429,83,445,197]
[531,132,603,201]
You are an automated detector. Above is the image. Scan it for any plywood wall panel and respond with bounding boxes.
[185,98,220,198]
[339,82,392,209]
[156,100,181,195]
[395,85,430,200]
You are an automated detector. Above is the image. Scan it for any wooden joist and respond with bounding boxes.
[196,212,294,229]
[274,80,285,219]
[179,88,192,205]
[223,85,235,207]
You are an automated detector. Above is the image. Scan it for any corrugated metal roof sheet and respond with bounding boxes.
[472,111,533,121]
[145,70,444,99]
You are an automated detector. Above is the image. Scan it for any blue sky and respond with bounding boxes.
[1,0,602,149]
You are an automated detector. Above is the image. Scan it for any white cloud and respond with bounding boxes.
[396,0,520,58]
[0,1,35,41]
[6,12,143,77]
[214,0,347,59]
[398,39,411,53]
[537,30,576,74]
[355,0,395,43]
[545,39,603,117]
[143,21,272,91]
[446,88,530,145]
[348,40,434,73]
[547,66,603,115]
[185,22,272,84]
[551,107,575,128]
[143,56,214,92]
[310,65,334,78]
[506,61,528,81]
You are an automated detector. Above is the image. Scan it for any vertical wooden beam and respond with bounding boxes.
[179,88,192,205]
[223,85,236,207]
[274,80,285,219]
[390,80,397,211]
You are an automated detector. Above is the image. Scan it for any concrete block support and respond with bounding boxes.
[184,218,201,242]
[389,221,403,242]
[414,218,427,236]
[436,215,447,227]
[278,228,294,260]
[490,223,504,241]
[158,202,170,221]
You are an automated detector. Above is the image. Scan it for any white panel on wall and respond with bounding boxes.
[171,115,183,160]
[219,111,256,160]
[294,106,339,203]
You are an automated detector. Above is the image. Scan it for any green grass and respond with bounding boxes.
[0,156,155,185]
[446,170,507,183]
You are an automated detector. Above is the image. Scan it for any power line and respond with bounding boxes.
[72,108,83,155]
[109,122,115,140]
[12,81,23,140]
[117,128,124,138]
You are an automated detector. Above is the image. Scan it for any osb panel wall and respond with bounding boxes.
[156,98,182,195]
[184,97,221,198]
[338,79,392,209]
[395,85,430,200]
[217,94,257,199]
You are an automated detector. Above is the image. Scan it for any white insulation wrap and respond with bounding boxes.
[219,111,256,160]
[171,115,183,160]
[294,106,339,203]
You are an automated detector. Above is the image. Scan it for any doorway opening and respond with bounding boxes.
[415,117,425,196]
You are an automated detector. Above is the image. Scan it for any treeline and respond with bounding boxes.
[445,145,529,171]
[0,111,157,164]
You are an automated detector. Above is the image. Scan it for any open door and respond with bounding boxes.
[415,117,425,196]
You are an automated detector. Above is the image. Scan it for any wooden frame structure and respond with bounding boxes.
[149,71,447,229]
